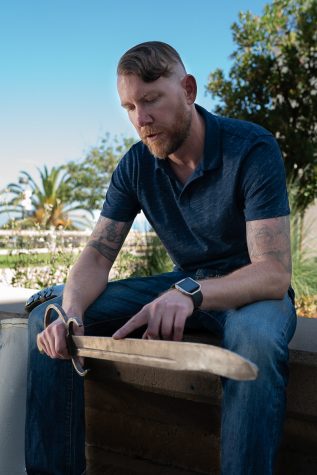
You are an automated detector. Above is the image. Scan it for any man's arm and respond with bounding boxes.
[62,216,132,318]
[113,215,291,341]
[198,215,291,310]
[37,216,132,358]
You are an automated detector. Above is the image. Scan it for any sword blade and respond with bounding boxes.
[72,336,258,381]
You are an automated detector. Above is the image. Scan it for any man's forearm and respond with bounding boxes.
[62,247,111,319]
[199,261,291,311]
[61,216,133,319]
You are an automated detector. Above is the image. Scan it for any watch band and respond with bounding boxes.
[189,288,203,309]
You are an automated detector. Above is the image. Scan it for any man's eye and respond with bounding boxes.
[145,97,158,103]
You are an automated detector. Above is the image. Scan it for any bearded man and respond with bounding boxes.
[25,41,296,475]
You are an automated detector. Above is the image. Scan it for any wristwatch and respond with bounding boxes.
[172,277,203,309]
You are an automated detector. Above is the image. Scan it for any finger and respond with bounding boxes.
[146,304,164,339]
[160,308,176,340]
[37,332,50,356]
[142,329,150,339]
[55,341,70,359]
[173,311,187,341]
[37,333,44,353]
[42,329,57,358]
[53,324,70,359]
[142,329,159,340]
[112,311,147,339]
[45,322,67,359]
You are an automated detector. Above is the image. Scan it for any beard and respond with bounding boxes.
[141,103,192,159]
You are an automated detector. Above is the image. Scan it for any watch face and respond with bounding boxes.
[177,277,200,293]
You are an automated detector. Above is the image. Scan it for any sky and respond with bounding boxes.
[0,0,269,224]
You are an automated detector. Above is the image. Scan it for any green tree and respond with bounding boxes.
[65,134,136,210]
[206,0,317,214]
[0,165,92,229]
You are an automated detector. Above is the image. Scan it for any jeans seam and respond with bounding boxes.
[64,363,73,474]
[281,296,297,343]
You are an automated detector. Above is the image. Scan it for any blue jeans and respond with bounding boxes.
[25,270,297,475]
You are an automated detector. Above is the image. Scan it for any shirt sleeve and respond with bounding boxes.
[239,135,290,221]
[100,151,141,222]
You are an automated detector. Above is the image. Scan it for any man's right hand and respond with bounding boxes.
[37,316,84,360]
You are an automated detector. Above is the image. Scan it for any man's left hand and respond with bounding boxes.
[112,289,194,341]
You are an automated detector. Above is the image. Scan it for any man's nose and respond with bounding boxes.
[135,108,153,128]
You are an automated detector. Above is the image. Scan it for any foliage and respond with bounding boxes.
[206,0,317,213]
[291,251,317,299]
[0,252,64,268]
[0,166,93,229]
[296,295,317,318]
[288,175,317,311]
[114,233,173,279]
[291,211,317,303]
[65,134,136,211]
[9,248,79,289]
[0,224,81,287]
[1,228,172,290]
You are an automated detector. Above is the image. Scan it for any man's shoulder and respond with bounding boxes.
[198,105,276,161]
[198,105,272,142]
[215,114,272,143]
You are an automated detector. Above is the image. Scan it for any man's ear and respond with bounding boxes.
[181,74,197,104]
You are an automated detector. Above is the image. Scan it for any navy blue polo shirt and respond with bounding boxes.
[101,104,290,275]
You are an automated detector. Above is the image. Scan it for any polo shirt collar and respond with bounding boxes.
[153,104,222,172]
[196,104,222,171]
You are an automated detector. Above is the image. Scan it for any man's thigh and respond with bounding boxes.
[223,295,297,369]
[83,271,187,336]
[197,293,297,358]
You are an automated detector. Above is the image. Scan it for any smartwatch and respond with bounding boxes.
[172,277,203,309]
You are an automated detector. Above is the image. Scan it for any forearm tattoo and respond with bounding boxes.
[87,240,121,262]
[247,216,292,273]
[86,217,132,262]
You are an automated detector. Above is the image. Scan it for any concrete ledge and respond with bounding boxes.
[0,285,35,317]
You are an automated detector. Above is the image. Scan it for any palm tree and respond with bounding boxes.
[0,165,93,229]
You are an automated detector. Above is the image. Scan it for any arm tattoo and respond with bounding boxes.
[86,218,132,263]
[247,216,292,273]
[104,220,128,243]
[87,240,120,262]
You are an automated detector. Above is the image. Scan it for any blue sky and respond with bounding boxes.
[0,0,269,197]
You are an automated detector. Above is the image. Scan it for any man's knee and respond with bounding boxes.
[28,295,63,338]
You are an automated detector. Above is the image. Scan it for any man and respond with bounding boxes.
[26,41,296,475]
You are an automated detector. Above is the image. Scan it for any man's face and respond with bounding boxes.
[117,73,192,158]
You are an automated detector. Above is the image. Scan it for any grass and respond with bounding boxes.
[0,252,77,268]
[290,210,317,318]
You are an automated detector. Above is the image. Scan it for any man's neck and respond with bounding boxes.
[167,107,205,183]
